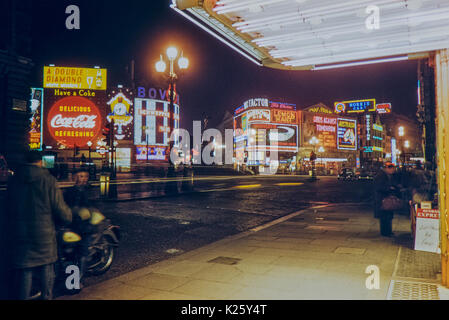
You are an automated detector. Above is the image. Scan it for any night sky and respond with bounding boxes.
[30,0,419,131]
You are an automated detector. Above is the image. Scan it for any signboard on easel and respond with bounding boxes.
[414,208,440,253]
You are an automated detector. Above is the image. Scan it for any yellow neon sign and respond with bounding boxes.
[44,66,107,90]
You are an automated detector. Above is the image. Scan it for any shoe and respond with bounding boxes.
[381,232,395,237]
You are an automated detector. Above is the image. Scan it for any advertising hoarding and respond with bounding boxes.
[247,109,270,122]
[250,123,298,148]
[134,97,179,160]
[136,146,168,161]
[107,90,134,140]
[269,101,296,110]
[45,96,103,148]
[376,103,392,114]
[271,109,297,124]
[43,66,107,90]
[415,208,440,253]
[334,99,376,114]
[337,118,357,150]
[29,88,43,150]
[302,113,338,149]
[42,66,108,149]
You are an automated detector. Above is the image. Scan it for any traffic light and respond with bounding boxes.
[310,151,317,161]
[74,145,80,156]
[102,121,114,146]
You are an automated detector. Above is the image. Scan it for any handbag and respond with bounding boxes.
[381,195,403,211]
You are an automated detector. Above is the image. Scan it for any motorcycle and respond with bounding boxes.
[30,209,120,299]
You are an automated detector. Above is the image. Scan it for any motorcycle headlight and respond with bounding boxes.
[90,211,105,225]
[63,231,82,243]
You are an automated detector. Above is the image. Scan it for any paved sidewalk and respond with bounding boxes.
[61,204,442,300]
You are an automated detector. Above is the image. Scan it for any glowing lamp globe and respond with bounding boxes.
[155,59,167,73]
[178,56,189,69]
[166,47,178,60]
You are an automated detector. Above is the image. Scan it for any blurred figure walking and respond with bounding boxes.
[374,162,401,237]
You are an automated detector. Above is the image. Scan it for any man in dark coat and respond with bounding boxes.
[63,166,93,283]
[373,162,400,236]
[7,151,72,299]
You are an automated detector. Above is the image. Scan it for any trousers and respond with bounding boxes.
[13,264,55,300]
[379,210,394,236]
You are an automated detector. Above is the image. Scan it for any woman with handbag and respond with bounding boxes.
[374,162,402,237]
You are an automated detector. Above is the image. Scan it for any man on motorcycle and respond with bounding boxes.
[63,167,94,286]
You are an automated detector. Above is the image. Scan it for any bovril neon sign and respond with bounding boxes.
[136,86,180,104]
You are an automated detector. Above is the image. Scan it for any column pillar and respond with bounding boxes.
[435,49,449,286]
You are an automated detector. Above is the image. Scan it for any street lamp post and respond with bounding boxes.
[156,46,189,194]
[87,141,92,163]
[404,140,410,166]
[398,126,405,167]
[309,136,319,180]
[155,47,189,162]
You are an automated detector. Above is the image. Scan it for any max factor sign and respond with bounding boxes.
[243,98,269,109]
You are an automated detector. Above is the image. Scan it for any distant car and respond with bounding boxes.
[0,155,14,183]
[338,168,355,180]
[355,169,374,180]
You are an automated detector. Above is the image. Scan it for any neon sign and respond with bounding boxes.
[376,103,391,114]
[44,66,107,90]
[247,109,270,122]
[270,101,296,110]
[107,92,134,140]
[366,114,371,141]
[337,118,357,150]
[271,109,297,124]
[134,97,179,148]
[334,99,376,113]
[47,96,102,148]
[29,88,44,150]
[243,98,269,109]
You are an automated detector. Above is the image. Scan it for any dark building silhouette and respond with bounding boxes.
[0,0,34,168]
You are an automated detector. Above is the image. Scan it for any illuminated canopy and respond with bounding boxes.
[172,0,449,70]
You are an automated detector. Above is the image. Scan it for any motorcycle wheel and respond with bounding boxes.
[88,236,115,276]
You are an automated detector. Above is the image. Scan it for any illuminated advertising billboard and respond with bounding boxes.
[42,66,108,149]
[376,103,392,114]
[250,123,298,149]
[134,96,179,161]
[106,89,134,140]
[43,66,107,90]
[303,113,338,149]
[271,109,297,124]
[337,118,357,150]
[45,96,103,148]
[334,99,376,114]
[136,146,168,161]
[247,109,270,122]
[29,88,44,150]
[269,101,296,110]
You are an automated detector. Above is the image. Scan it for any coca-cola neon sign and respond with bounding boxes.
[47,96,102,148]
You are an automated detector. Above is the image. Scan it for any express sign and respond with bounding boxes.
[47,96,102,148]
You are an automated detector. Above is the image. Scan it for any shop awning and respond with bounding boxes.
[171,0,449,70]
